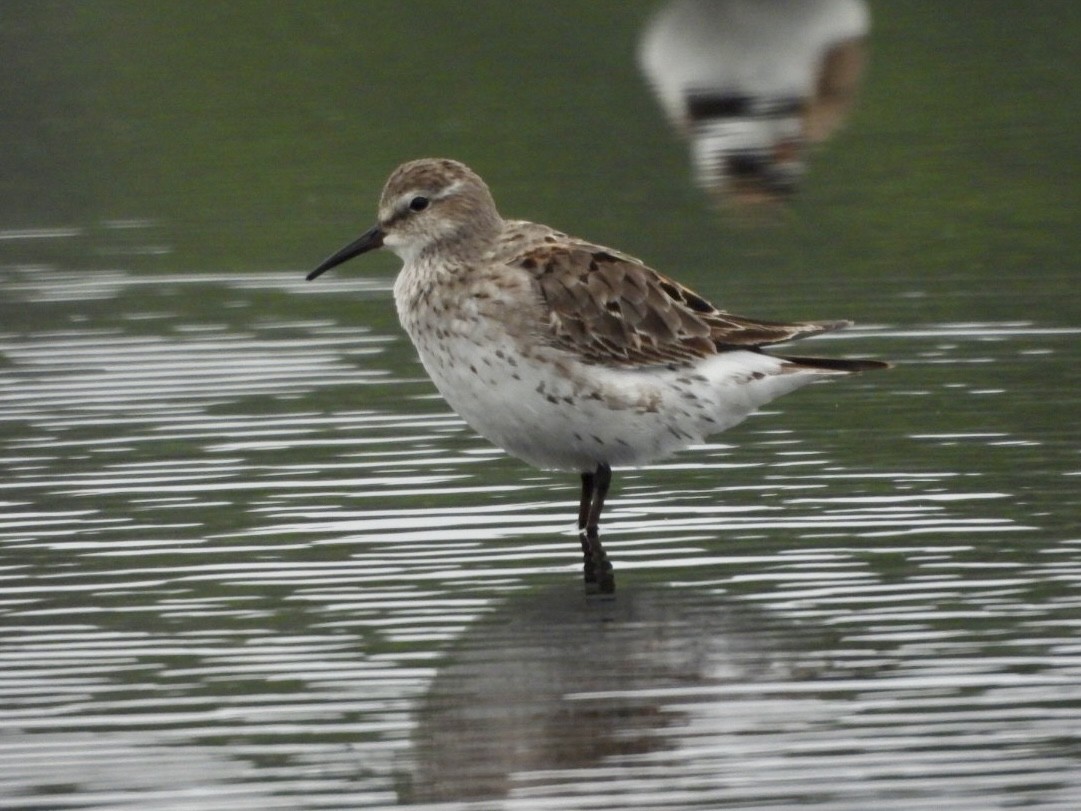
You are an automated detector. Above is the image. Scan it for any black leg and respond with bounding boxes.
[580,463,614,594]
[578,470,596,584]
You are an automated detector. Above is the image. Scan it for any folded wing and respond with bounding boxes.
[518,243,873,369]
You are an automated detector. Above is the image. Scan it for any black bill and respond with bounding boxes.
[307,224,384,281]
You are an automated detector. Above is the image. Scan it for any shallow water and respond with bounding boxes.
[2,2,1080,809]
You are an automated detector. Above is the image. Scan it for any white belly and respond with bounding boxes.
[400,311,817,472]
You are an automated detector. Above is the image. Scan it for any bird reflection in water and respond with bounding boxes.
[402,585,836,803]
[639,0,870,205]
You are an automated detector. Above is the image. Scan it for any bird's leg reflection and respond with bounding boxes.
[403,584,838,804]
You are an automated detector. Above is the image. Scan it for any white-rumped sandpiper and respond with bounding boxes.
[308,158,887,593]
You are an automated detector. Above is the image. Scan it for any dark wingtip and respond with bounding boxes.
[780,355,893,373]
[788,321,891,371]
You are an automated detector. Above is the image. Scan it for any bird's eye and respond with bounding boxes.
[408,196,430,212]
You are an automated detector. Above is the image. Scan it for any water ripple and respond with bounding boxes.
[1,270,1079,807]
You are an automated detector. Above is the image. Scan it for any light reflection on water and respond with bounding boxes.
[407,586,1081,808]
[1,268,1079,808]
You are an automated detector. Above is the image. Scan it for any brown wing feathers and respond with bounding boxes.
[525,245,853,367]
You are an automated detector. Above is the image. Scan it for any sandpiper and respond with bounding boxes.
[308,158,887,593]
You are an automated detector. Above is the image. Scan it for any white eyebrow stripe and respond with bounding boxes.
[395,180,462,213]
[434,179,465,199]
